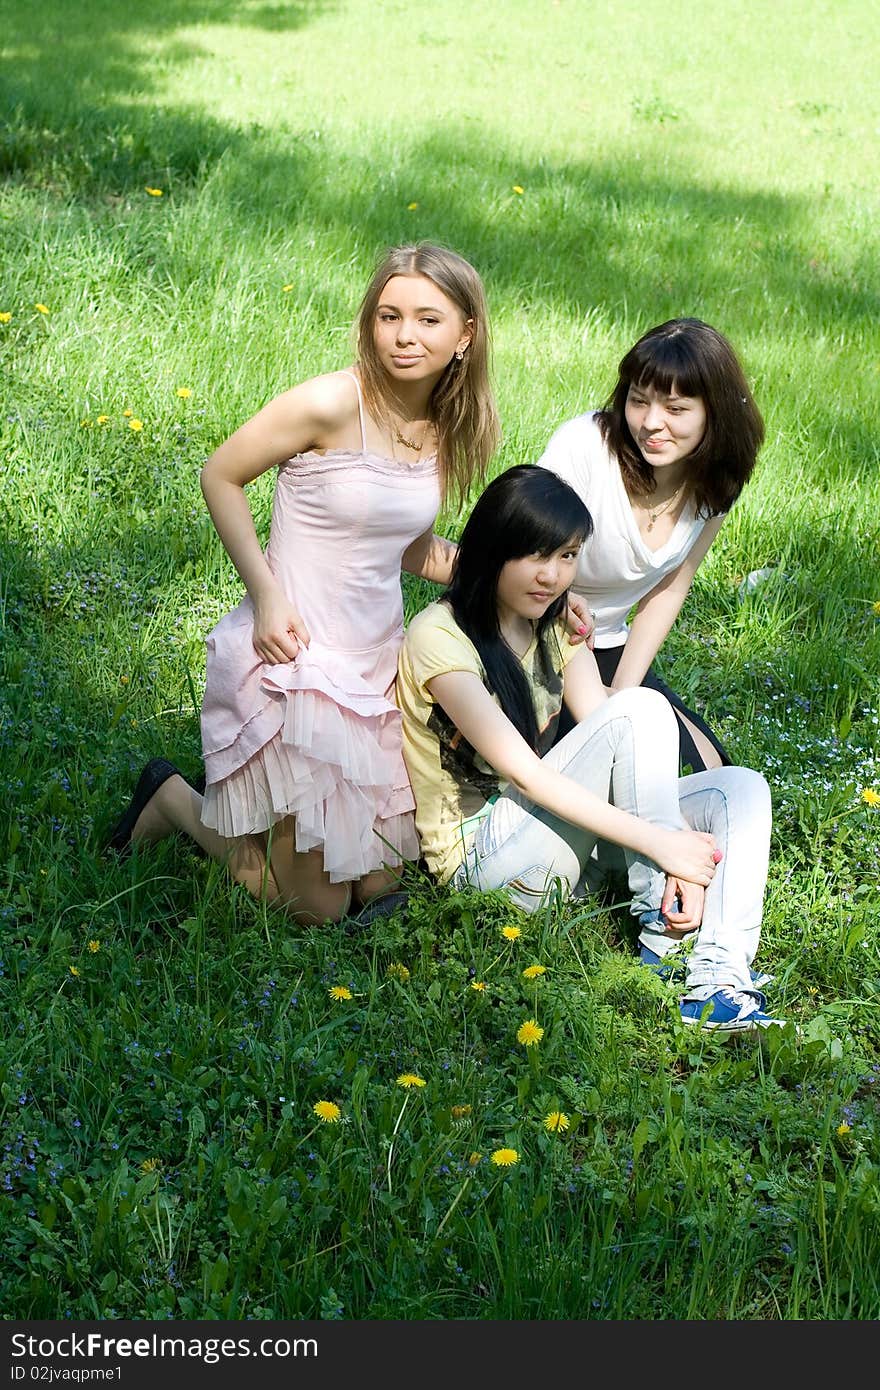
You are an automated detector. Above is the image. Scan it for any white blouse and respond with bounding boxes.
[536,412,711,649]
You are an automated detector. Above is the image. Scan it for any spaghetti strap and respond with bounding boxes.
[339,370,368,453]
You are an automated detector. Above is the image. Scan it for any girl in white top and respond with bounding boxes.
[537,318,764,773]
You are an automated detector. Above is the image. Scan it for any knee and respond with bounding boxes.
[740,768,772,834]
[702,767,772,849]
[504,844,581,912]
[610,684,675,723]
[724,766,772,819]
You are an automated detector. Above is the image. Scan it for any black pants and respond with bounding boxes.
[555,645,731,775]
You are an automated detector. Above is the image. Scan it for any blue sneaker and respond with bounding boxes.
[639,945,774,991]
[679,989,786,1032]
[639,945,680,979]
[750,964,775,990]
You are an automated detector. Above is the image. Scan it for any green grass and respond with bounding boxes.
[1,0,879,1321]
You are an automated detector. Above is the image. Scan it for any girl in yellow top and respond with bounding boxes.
[397,465,782,1032]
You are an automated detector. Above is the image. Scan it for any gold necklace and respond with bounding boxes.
[645,485,685,532]
[392,416,430,452]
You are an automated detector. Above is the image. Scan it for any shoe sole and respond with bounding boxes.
[680,1013,785,1032]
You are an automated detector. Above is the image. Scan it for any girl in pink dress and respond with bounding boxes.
[107,243,500,924]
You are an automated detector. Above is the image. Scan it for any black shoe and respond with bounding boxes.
[106,757,187,856]
[347,890,410,928]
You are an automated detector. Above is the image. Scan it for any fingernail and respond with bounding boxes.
[712,850,723,864]
[577,625,588,635]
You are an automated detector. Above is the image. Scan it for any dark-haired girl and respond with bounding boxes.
[538,318,764,773]
[397,466,781,1032]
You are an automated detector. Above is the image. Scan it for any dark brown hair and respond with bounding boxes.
[356,243,500,504]
[597,318,764,516]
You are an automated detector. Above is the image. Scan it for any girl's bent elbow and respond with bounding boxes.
[510,772,541,800]
[200,459,226,500]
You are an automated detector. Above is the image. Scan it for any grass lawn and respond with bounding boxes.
[1,0,879,1320]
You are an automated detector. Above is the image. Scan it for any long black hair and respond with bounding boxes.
[445,465,592,749]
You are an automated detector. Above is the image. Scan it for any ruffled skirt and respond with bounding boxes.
[200,632,418,883]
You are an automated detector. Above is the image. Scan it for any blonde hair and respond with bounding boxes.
[355,243,500,504]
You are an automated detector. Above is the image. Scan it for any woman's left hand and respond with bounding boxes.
[565,594,595,648]
[660,876,704,934]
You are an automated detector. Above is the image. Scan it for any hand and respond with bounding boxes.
[653,828,718,887]
[661,876,705,935]
[565,594,596,649]
[251,591,311,664]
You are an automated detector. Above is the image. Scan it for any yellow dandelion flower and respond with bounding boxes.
[313,1100,341,1123]
[451,1104,472,1119]
[468,1151,482,1165]
[407,201,419,211]
[35,303,49,314]
[522,964,547,979]
[88,940,101,954]
[386,962,410,982]
[80,418,92,428]
[69,965,80,977]
[470,980,487,992]
[176,386,192,398]
[128,419,143,432]
[145,187,163,197]
[861,788,880,808]
[512,185,525,195]
[491,1147,519,1167]
[0,311,11,323]
[140,1157,161,1172]
[396,1073,426,1089]
[544,1110,570,1134]
[328,985,352,1001]
[873,600,880,616]
[837,1122,851,1136]
[501,925,521,941]
[96,414,110,424]
[122,409,133,417]
[282,283,294,292]
[517,1018,544,1047]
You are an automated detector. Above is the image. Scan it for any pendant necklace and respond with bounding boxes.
[392,415,430,453]
[646,485,685,532]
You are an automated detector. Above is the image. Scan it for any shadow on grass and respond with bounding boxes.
[1,14,878,872]
[1,1,877,339]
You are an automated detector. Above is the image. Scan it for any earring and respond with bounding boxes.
[455,349,464,361]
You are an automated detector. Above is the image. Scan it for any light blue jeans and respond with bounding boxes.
[450,687,771,1000]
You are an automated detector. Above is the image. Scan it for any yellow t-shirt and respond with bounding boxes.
[397,601,579,882]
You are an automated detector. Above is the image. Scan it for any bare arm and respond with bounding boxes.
[200,373,361,662]
[427,669,718,884]
[610,517,724,690]
[401,529,458,585]
[561,645,608,723]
